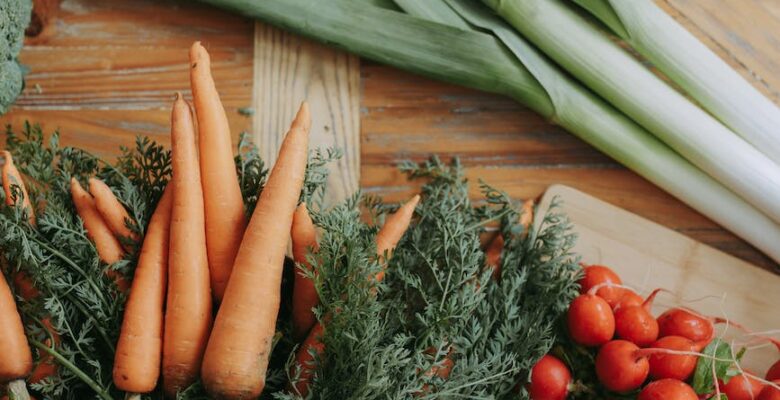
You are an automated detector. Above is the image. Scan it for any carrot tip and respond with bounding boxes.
[293,102,312,132]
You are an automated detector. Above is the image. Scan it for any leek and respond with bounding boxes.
[483,0,780,225]
[572,0,780,166]
[199,0,780,263]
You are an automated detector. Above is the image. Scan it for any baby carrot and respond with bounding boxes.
[89,177,138,242]
[291,203,319,341]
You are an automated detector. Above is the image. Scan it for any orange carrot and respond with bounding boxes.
[89,177,138,242]
[114,185,173,397]
[201,102,311,400]
[484,198,534,279]
[162,94,213,398]
[189,41,247,303]
[519,198,534,232]
[2,151,35,226]
[70,178,125,265]
[291,194,420,397]
[291,203,319,341]
[0,270,33,399]
[375,194,420,283]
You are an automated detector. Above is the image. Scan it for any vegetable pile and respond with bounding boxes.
[533,264,780,400]
[199,0,780,266]
[0,43,581,399]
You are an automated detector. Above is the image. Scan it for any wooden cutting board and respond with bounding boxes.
[536,185,780,370]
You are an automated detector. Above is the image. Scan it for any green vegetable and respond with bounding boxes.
[692,339,738,395]
[0,0,32,114]
[198,0,780,265]
[572,0,780,166]
[482,0,780,226]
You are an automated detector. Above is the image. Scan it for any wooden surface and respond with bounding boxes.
[253,23,360,207]
[536,185,780,370]
[1,0,778,272]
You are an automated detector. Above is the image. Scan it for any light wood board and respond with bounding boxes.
[252,22,360,207]
[536,185,780,370]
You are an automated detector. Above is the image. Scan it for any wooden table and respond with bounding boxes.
[2,0,779,272]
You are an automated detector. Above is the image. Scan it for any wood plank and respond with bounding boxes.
[253,22,360,207]
[660,0,780,102]
[535,185,780,370]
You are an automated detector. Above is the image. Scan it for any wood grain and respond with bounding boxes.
[253,22,360,207]
[535,185,780,370]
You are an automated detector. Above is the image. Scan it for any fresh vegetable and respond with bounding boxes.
[483,0,780,225]
[579,264,624,308]
[162,94,213,397]
[638,379,697,400]
[291,203,320,341]
[567,293,615,347]
[70,178,125,265]
[113,185,173,398]
[189,41,247,303]
[88,177,137,241]
[572,0,780,165]
[201,102,310,399]
[614,289,660,347]
[613,289,643,311]
[722,374,765,400]
[657,308,715,342]
[198,0,780,265]
[290,193,421,397]
[760,383,780,400]
[595,340,649,392]
[645,335,703,381]
[0,270,32,400]
[768,361,780,381]
[484,198,533,279]
[528,354,570,400]
[2,151,35,225]
[0,0,32,115]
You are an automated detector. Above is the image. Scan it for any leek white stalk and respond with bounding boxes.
[483,0,780,225]
[572,0,780,165]
[200,0,780,263]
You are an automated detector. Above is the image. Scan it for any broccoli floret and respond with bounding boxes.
[0,0,33,114]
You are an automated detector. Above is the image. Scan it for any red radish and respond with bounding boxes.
[567,294,615,347]
[595,340,649,393]
[638,379,697,400]
[722,374,765,400]
[528,355,570,400]
[614,289,660,347]
[758,382,780,400]
[767,360,780,381]
[657,308,715,342]
[579,265,625,307]
[643,335,705,381]
[613,289,643,311]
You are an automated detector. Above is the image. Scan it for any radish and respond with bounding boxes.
[657,308,715,342]
[613,289,643,311]
[567,294,615,347]
[643,335,705,381]
[527,355,570,400]
[595,340,649,392]
[759,382,780,400]
[767,360,780,381]
[614,289,661,347]
[579,265,625,307]
[722,374,765,400]
[638,379,697,400]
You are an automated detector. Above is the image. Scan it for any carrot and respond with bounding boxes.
[114,184,173,398]
[88,177,138,242]
[201,101,310,399]
[189,41,248,303]
[484,198,533,279]
[162,94,213,398]
[71,178,126,266]
[291,194,420,397]
[375,194,420,283]
[2,151,35,226]
[291,203,320,342]
[0,271,33,400]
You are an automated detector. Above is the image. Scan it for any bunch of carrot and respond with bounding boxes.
[526,264,780,400]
